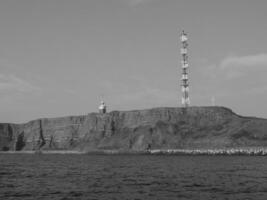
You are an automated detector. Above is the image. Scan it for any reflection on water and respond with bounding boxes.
[0,154,267,200]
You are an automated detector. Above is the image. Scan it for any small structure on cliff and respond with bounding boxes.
[99,100,107,114]
[180,30,190,107]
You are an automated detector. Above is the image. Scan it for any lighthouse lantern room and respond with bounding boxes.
[99,100,107,114]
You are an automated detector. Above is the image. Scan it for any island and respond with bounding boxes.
[1,106,267,155]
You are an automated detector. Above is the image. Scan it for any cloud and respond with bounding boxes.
[64,89,76,95]
[194,53,267,102]
[218,53,267,79]
[0,74,41,97]
[220,54,267,69]
[127,0,157,6]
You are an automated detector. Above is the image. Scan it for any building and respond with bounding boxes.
[99,100,107,114]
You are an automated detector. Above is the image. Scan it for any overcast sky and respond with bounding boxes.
[0,0,267,123]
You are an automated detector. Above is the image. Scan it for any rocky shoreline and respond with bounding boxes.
[1,147,267,156]
[148,147,267,155]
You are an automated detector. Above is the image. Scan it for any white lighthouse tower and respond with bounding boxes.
[99,100,107,114]
[180,30,190,107]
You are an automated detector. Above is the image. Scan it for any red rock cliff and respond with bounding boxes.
[1,107,267,152]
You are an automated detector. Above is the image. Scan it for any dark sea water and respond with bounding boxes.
[1,154,267,200]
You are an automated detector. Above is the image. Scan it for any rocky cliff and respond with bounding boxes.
[1,107,267,152]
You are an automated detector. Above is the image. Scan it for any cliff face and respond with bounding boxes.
[1,107,267,152]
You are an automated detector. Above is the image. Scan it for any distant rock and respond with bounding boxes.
[1,107,267,152]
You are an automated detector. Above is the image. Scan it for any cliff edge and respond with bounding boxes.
[1,107,267,152]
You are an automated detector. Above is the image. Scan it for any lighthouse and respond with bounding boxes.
[99,100,107,114]
[180,30,190,107]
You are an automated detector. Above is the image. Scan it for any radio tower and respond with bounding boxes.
[180,30,190,107]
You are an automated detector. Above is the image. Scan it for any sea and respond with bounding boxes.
[0,154,267,200]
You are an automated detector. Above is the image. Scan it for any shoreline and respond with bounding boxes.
[1,148,267,155]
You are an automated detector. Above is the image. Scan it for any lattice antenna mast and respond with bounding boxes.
[180,30,190,107]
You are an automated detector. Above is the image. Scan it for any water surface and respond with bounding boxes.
[0,154,267,200]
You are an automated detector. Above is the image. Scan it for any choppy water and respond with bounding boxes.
[1,154,267,200]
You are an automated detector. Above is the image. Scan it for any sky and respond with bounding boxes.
[0,0,267,123]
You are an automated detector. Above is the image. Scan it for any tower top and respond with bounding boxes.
[180,30,188,42]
